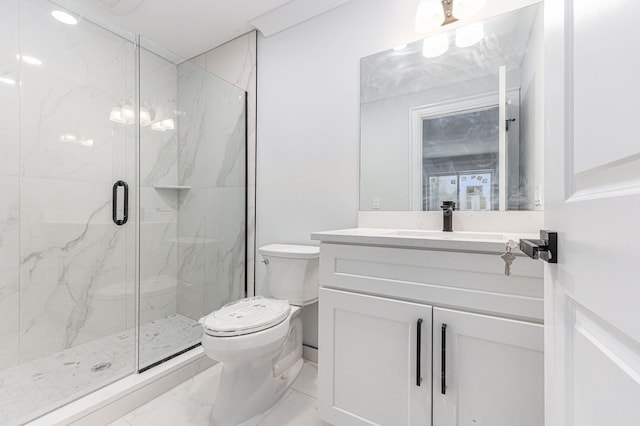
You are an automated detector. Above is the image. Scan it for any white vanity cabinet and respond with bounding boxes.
[432,308,544,426]
[319,288,432,426]
[314,233,544,426]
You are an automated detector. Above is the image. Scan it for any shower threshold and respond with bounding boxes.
[0,314,202,426]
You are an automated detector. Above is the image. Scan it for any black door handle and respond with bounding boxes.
[520,230,557,263]
[441,323,447,394]
[416,318,423,386]
[112,180,129,226]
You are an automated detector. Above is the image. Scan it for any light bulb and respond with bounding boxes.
[109,107,126,124]
[415,0,444,33]
[161,119,175,130]
[455,22,484,47]
[422,34,449,58]
[140,107,151,127]
[121,104,135,124]
[453,0,486,19]
[151,121,166,132]
[59,133,77,142]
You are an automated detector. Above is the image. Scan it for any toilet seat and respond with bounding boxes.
[200,296,290,337]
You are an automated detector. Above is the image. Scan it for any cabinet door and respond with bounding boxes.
[433,307,544,426]
[319,288,432,426]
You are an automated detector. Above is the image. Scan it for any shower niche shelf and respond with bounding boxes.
[153,185,192,190]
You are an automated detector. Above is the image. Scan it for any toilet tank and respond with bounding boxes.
[259,244,320,306]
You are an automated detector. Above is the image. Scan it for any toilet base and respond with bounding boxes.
[212,356,303,426]
[210,316,303,426]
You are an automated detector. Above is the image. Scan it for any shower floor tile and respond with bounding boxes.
[0,314,202,426]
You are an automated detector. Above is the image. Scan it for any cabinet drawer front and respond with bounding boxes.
[320,243,543,321]
[318,288,432,426]
[433,307,544,426]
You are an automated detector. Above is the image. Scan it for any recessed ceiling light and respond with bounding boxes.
[0,77,17,85]
[52,10,78,25]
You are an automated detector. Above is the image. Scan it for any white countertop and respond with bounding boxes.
[311,228,539,254]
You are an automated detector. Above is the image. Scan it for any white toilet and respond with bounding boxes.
[200,244,320,426]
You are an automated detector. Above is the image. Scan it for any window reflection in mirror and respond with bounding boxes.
[423,106,499,211]
[359,2,543,212]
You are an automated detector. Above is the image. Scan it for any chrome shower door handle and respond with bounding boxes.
[112,180,129,226]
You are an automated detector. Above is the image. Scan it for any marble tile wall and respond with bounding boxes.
[16,0,137,363]
[0,0,253,383]
[138,46,180,321]
[0,0,20,370]
[190,31,257,297]
[175,60,247,320]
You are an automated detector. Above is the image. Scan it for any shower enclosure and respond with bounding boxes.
[0,1,246,424]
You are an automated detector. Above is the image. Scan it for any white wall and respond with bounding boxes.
[256,0,542,347]
[519,5,545,209]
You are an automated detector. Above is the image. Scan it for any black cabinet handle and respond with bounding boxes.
[416,318,423,386]
[441,323,447,394]
[112,180,129,226]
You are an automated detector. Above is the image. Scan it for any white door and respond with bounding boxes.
[545,1,640,424]
[432,307,544,426]
[318,288,432,426]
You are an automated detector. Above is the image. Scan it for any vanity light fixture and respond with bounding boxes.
[52,10,78,25]
[59,133,77,143]
[422,33,449,58]
[109,104,135,125]
[59,133,93,147]
[415,0,486,32]
[110,100,156,127]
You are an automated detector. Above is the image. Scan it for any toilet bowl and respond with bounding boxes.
[200,244,319,426]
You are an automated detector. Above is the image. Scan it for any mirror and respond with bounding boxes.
[360,3,543,211]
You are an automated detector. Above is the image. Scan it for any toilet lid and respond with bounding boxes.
[199,296,291,337]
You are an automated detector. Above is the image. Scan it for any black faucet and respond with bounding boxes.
[441,201,456,232]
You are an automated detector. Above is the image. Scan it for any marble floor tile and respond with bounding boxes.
[112,360,324,426]
[256,390,328,426]
[291,361,319,398]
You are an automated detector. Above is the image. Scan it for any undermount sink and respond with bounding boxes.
[388,230,505,240]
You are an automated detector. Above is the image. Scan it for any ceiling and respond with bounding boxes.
[54,0,353,59]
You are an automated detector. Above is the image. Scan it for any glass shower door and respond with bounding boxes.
[138,40,247,370]
[0,1,137,423]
